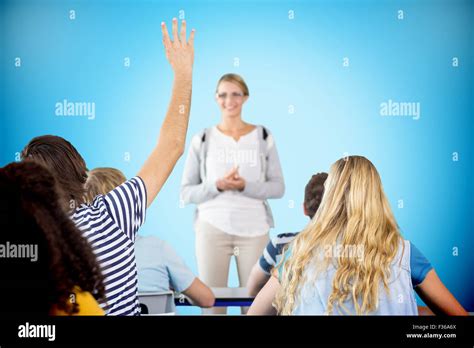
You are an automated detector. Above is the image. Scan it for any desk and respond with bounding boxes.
[175,287,254,307]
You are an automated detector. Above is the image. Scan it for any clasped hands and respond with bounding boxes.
[216,167,245,192]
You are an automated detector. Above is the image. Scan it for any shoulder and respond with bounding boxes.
[72,196,107,223]
[73,290,104,315]
[51,287,104,316]
[256,125,276,148]
[267,232,299,260]
[106,176,146,201]
[274,232,299,246]
[136,235,165,248]
[190,128,211,148]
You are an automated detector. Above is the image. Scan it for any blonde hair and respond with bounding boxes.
[274,156,402,315]
[216,73,249,96]
[84,167,127,203]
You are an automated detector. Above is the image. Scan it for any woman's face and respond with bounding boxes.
[215,81,248,119]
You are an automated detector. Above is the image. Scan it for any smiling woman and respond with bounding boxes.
[180,73,285,314]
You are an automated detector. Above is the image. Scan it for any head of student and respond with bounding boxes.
[215,73,249,119]
[85,167,127,203]
[0,161,105,315]
[21,135,88,209]
[275,155,401,315]
[303,172,328,219]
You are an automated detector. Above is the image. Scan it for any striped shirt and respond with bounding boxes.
[72,177,147,315]
[258,232,299,275]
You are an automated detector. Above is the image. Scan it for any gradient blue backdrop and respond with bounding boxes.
[1,0,473,314]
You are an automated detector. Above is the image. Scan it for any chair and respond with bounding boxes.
[138,291,175,315]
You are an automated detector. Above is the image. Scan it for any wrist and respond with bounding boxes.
[174,70,193,82]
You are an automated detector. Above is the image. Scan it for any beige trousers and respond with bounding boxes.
[195,219,269,314]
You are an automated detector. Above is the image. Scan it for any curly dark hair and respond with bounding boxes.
[0,161,105,316]
[304,172,328,219]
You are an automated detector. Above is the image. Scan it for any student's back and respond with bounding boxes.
[275,156,418,315]
[284,239,417,315]
[135,236,195,293]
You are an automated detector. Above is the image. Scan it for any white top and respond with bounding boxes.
[197,126,270,237]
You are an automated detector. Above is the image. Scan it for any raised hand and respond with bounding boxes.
[137,19,195,208]
[161,18,195,77]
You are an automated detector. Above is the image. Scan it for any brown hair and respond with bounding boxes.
[304,172,328,218]
[85,167,127,203]
[216,73,250,96]
[21,135,88,209]
[0,161,106,316]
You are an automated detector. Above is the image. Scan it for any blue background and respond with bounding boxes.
[1,0,473,314]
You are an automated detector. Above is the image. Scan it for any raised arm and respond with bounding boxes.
[415,269,468,316]
[138,18,195,208]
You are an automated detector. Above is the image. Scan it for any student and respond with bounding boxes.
[248,173,443,315]
[0,161,105,316]
[247,173,327,297]
[135,236,215,308]
[86,167,215,308]
[180,73,285,314]
[248,156,468,315]
[20,18,196,315]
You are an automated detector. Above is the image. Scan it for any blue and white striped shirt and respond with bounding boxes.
[72,177,147,315]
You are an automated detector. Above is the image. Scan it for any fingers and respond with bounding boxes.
[189,28,195,46]
[161,22,171,48]
[180,20,186,43]
[172,17,179,45]
[219,179,231,191]
[163,18,195,49]
[226,167,238,179]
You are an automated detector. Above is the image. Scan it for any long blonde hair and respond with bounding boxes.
[274,156,402,315]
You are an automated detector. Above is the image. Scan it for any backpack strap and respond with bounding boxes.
[198,128,210,180]
[262,126,268,141]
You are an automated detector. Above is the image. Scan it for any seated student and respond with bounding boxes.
[0,162,105,316]
[248,156,468,315]
[247,173,328,296]
[247,173,447,315]
[20,18,196,316]
[86,167,215,308]
[135,236,215,308]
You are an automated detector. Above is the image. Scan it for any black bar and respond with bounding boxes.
[0,316,472,346]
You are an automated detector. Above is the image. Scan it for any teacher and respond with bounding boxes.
[180,73,285,314]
